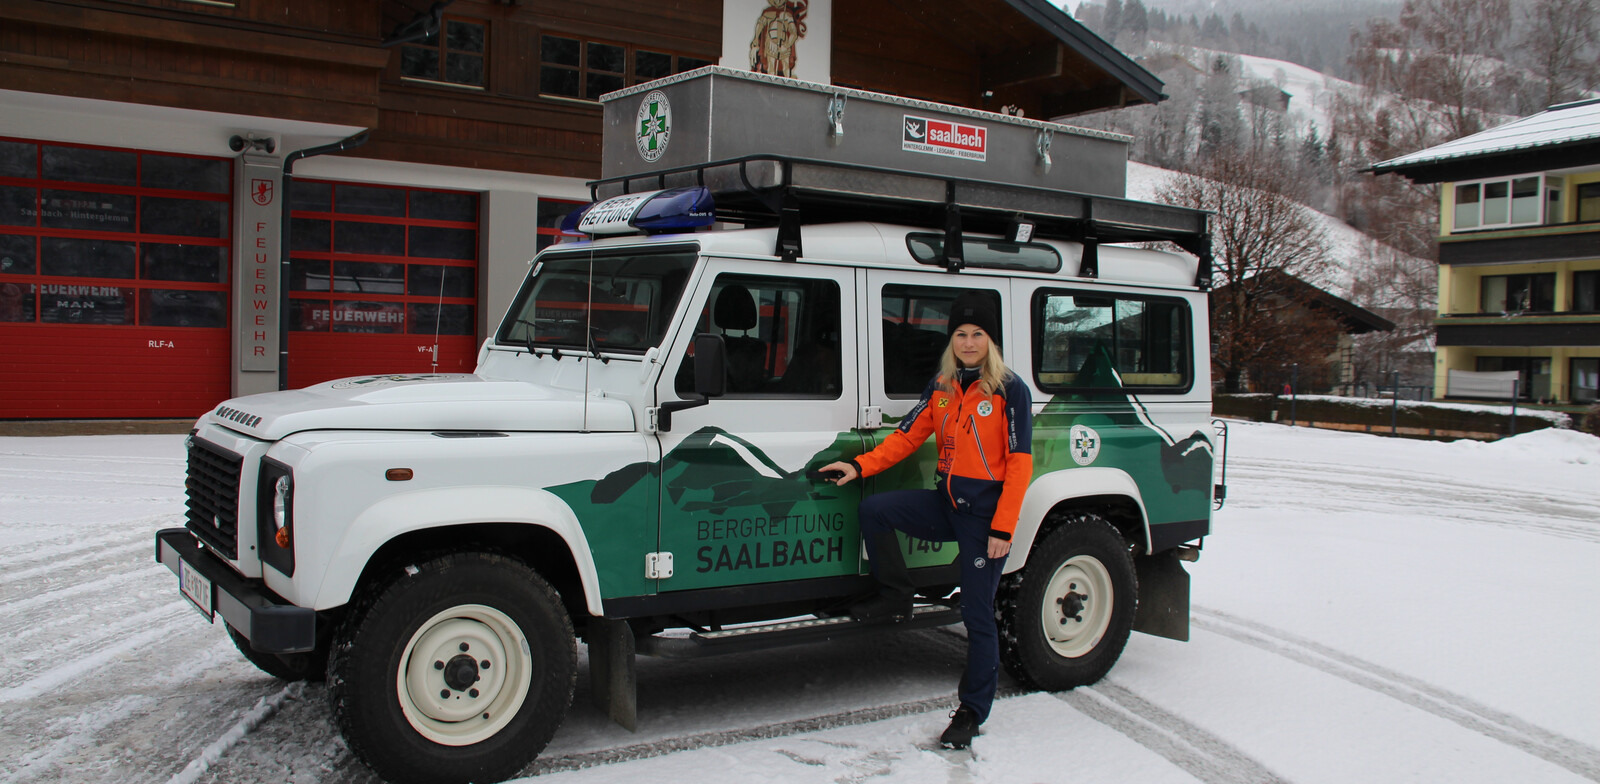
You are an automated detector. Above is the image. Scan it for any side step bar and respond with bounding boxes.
[587,602,963,731]
[639,603,963,659]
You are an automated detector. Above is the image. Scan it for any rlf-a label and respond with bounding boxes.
[902,115,988,161]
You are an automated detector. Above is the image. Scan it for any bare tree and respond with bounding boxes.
[1156,150,1339,392]
[1347,0,1514,140]
[1347,242,1438,389]
[1521,0,1600,108]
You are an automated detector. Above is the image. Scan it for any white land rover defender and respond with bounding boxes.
[157,68,1225,784]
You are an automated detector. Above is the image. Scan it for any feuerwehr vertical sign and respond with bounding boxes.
[236,157,280,373]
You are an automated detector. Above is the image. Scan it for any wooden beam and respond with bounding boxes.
[985,43,1062,89]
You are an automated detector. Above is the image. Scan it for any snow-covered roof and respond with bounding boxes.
[1372,98,1600,172]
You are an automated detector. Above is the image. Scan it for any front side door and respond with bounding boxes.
[655,260,866,592]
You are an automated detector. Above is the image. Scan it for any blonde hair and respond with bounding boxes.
[938,337,1014,397]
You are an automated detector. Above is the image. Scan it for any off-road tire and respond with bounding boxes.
[226,625,329,682]
[997,513,1136,691]
[327,552,576,784]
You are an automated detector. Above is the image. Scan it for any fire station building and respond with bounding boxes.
[0,0,1162,419]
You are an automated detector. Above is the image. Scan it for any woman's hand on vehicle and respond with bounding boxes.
[987,536,1011,559]
[819,461,858,485]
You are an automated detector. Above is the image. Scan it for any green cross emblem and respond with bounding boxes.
[639,101,667,148]
[1074,433,1096,455]
[635,91,671,161]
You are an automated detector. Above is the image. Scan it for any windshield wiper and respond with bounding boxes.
[585,325,610,364]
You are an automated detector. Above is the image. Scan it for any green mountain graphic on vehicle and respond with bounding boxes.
[1033,346,1213,527]
[547,347,1210,599]
[546,427,864,597]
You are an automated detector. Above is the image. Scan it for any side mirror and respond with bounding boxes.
[658,333,725,432]
[692,333,726,398]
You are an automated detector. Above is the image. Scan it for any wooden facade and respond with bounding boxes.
[1,0,1156,178]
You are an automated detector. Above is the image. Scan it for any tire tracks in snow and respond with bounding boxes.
[523,689,1031,776]
[1193,606,1600,782]
[164,683,307,784]
[1056,682,1289,784]
[1227,457,1600,545]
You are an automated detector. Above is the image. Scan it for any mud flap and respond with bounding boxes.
[1132,549,1190,642]
[587,617,637,731]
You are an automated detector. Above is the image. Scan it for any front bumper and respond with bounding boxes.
[156,528,317,653]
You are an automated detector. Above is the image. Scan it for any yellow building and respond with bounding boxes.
[1373,98,1600,405]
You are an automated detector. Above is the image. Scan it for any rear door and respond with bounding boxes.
[863,270,1011,570]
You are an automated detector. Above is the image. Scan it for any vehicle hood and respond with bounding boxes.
[203,373,633,440]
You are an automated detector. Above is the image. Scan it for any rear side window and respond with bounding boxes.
[1033,288,1190,392]
[880,284,1001,397]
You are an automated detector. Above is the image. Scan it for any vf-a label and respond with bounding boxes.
[902,115,988,161]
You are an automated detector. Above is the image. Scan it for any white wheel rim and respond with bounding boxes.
[1040,554,1114,658]
[397,604,534,746]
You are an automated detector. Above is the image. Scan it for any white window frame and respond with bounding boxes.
[1451,174,1548,232]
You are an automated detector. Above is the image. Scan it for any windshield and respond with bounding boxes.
[496,248,696,354]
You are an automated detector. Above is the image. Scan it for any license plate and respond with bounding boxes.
[179,558,214,621]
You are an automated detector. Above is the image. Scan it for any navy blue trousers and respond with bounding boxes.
[859,488,1007,723]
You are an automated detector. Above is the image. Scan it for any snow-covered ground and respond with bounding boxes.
[2,422,1598,784]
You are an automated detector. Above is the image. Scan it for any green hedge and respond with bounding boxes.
[1215,394,1572,440]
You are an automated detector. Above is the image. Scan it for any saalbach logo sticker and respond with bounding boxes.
[636,90,672,162]
[1069,424,1101,466]
[902,114,988,161]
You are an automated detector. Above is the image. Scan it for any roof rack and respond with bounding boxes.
[589,155,1213,289]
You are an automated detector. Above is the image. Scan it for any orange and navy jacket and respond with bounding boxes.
[853,372,1034,539]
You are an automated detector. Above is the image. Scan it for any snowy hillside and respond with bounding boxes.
[1126,161,1422,303]
[1157,43,1362,134]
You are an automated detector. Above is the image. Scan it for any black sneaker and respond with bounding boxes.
[848,593,913,623]
[939,706,981,749]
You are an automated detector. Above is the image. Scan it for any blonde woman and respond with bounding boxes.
[820,290,1033,749]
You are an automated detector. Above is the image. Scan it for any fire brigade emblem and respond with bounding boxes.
[1069,424,1100,466]
[636,90,672,162]
[250,179,274,206]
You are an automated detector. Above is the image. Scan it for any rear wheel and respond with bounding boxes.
[328,552,576,784]
[997,513,1137,691]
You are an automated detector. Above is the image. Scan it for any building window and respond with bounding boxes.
[400,18,486,87]
[1453,176,1543,231]
[539,36,712,101]
[288,180,479,336]
[536,198,585,252]
[1579,182,1600,223]
[1574,270,1599,312]
[1574,358,1599,404]
[1475,356,1551,401]
[0,138,230,327]
[1480,273,1555,314]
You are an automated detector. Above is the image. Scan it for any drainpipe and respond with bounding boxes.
[278,131,370,390]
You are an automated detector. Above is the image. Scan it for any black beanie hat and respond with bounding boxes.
[947,290,1001,347]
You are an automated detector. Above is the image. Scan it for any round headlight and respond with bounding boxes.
[272,475,291,530]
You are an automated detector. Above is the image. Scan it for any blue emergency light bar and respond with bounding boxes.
[559,186,715,237]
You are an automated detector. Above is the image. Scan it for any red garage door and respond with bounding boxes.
[286,180,480,388]
[0,138,231,419]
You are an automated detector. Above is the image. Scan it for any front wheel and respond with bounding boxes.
[997,513,1137,691]
[327,552,576,784]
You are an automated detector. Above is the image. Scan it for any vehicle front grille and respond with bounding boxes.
[185,439,243,559]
